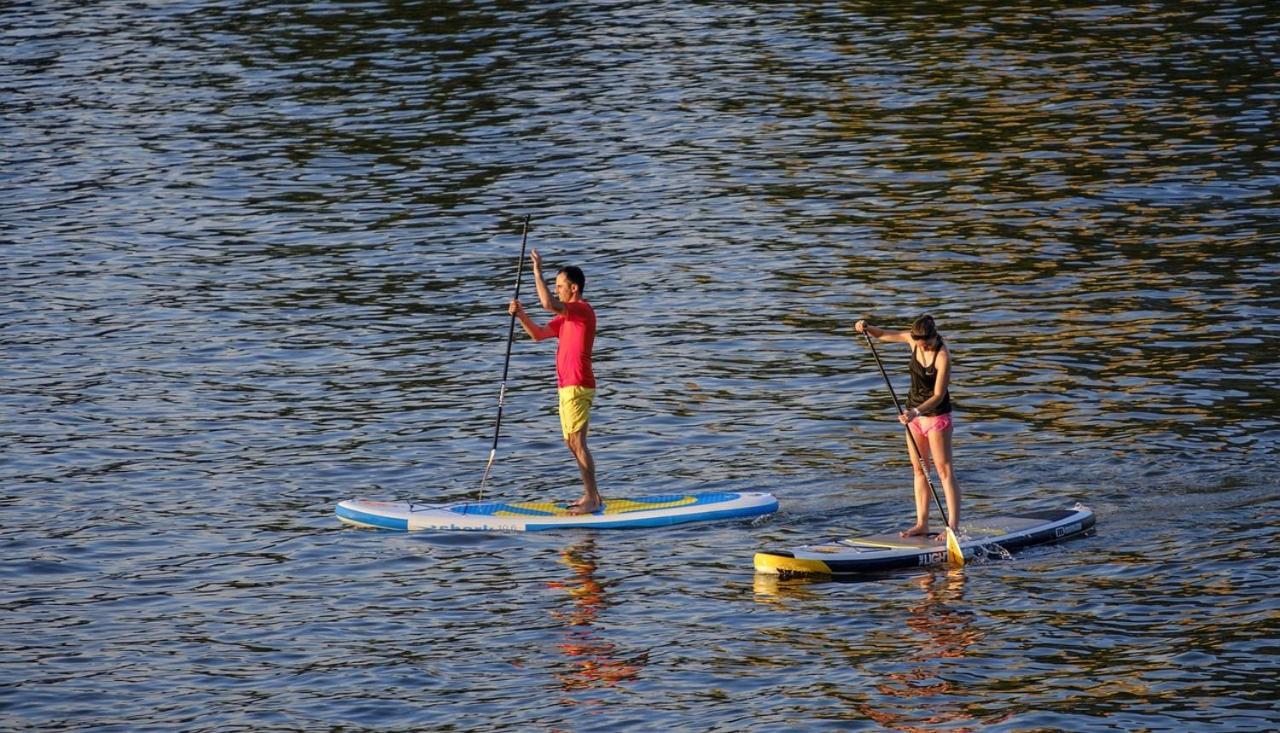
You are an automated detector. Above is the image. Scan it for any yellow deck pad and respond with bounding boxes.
[492,495,697,518]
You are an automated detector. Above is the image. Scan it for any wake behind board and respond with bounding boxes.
[337,491,778,532]
[754,505,1094,577]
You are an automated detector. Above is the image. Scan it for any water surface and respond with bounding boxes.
[3,1,1277,731]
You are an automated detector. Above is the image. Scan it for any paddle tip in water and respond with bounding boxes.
[946,527,965,566]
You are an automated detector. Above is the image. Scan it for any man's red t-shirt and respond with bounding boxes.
[548,300,596,388]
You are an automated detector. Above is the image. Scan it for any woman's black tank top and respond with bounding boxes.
[908,342,952,416]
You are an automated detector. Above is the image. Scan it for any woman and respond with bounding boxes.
[855,315,960,539]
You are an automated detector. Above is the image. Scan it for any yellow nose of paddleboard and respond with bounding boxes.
[753,551,833,576]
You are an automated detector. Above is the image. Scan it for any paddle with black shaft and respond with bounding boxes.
[862,330,965,566]
[479,215,530,500]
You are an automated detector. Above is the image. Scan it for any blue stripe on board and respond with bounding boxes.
[335,503,409,531]
[627,492,742,506]
[447,503,559,517]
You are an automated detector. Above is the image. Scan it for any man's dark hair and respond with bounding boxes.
[559,266,585,293]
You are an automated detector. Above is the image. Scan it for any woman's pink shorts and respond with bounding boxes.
[910,412,953,438]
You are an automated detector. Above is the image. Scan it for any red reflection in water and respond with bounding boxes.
[547,538,642,695]
[855,570,1007,732]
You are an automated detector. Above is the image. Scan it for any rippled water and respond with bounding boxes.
[3,1,1278,731]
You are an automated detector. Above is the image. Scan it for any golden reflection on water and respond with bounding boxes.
[856,570,988,732]
[756,569,991,731]
[547,537,642,698]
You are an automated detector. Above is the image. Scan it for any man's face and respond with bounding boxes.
[555,272,576,302]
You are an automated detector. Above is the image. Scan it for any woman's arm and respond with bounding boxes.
[908,347,951,417]
[855,319,912,343]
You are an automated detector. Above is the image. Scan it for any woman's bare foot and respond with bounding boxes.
[900,524,930,538]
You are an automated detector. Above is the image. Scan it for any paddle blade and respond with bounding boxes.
[946,527,965,566]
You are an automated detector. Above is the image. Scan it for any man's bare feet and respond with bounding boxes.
[567,498,601,515]
[900,524,931,538]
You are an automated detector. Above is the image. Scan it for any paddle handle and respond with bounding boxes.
[497,215,531,396]
[480,215,530,497]
[861,330,952,529]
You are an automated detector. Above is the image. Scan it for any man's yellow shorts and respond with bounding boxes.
[557,386,595,439]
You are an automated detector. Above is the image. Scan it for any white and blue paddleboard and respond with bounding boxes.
[754,505,1095,576]
[336,491,778,532]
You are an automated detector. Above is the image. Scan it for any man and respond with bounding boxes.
[509,249,600,514]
